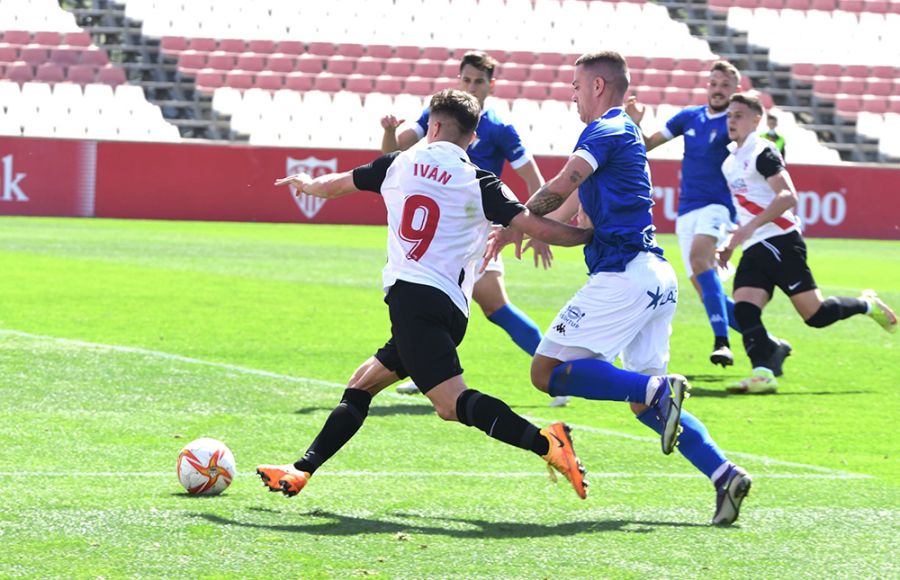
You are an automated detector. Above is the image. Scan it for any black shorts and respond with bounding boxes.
[734,230,818,297]
[373,280,468,393]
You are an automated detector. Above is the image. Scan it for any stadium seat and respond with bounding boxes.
[64,31,92,47]
[295,55,325,74]
[838,77,866,94]
[196,69,225,91]
[266,54,295,73]
[366,45,394,59]
[813,76,839,96]
[225,70,254,90]
[520,81,548,100]
[0,46,19,63]
[508,51,537,65]
[2,31,32,45]
[384,58,413,77]
[492,80,521,100]
[422,47,450,61]
[373,75,403,94]
[276,40,305,55]
[189,38,218,52]
[860,95,889,114]
[50,47,81,66]
[35,62,64,83]
[96,65,126,86]
[404,77,433,96]
[284,72,314,92]
[66,64,96,84]
[670,71,696,89]
[79,49,109,66]
[498,63,528,82]
[548,82,571,102]
[844,64,869,78]
[160,36,188,55]
[178,51,206,72]
[327,56,355,76]
[529,64,556,83]
[394,46,421,60]
[355,57,385,76]
[237,53,266,73]
[254,71,283,91]
[345,74,375,93]
[413,60,442,78]
[207,51,237,71]
[247,40,276,54]
[33,31,62,46]
[20,46,49,66]
[218,39,246,53]
[307,42,336,57]
[313,73,343,92]
[336,43,365,58]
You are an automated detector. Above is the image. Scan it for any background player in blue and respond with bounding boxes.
[487,51,751,525]
[626,61,755,369]
[380,50,569,406]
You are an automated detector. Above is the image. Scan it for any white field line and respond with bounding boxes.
[0,329,872,479]
[0,471,871,480]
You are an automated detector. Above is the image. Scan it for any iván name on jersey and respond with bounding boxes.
[413,163,452,185]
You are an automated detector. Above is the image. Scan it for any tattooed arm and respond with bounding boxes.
[525,155,593,216]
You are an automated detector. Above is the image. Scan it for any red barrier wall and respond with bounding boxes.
[1,137,898,239]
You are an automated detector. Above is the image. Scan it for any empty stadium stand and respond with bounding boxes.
[0,0,896,163]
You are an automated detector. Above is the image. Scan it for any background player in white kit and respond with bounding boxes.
[719,93,897,393]
[257,90,592,500]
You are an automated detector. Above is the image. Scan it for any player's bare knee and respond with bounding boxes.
[530,364,552,392]
[630,402,649,415]
[433,402,458,422]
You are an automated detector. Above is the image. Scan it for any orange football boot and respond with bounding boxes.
[256,464,310,497]
[540,422,588,499]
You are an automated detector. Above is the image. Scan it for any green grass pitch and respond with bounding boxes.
[0,217,897,578]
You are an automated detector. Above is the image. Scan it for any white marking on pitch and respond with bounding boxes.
[0,471,871,480]
[0,329,873,480]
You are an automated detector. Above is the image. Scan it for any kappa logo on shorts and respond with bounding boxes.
[554,323,566,335]
[646,286,678,310]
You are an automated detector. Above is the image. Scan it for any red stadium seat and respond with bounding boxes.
[313,73,343,92]
[742,75,753,90]
[384,58,413,77]
[284,72,314,91]
[66,64,96,84]
[0,46,18,63]
[266,54,295,73]
[247,40,276,54]
[422,47,450,61]
[813,76,839,96]
[294,54,325,74]
[760,0,784,8]
[237,53,266,72]
[178,51,206,71]
[491,79,521,100]
[783,0,810,9]
[2,31,32,45]
[529,64,557,83]
[835,95,862,117]
[345,74,375,93]
[336,43,365,58]
[558,64,575,82]
[254,71,283,91]
[690,87,708,104]
[355,56,385,76]
[662,87,690,107]
[549,82,572,102]
[843,64,869,78]
[35,62,64,83]
[160,36,188,55]
[188,38,217,52]
[642,69,669,87]
[276,40,305,55]
[629,69,644,86]
[440,61,459,78]
[889,97,900,114]
[433,77,456,91]
[79,49,109,66]
[50,47,81,66]
[366,45,394,59]
[33,32,62,46]
[404,76,433,96]
[96,65,126,86]
[486,49,507,62]
[64,32,92,47]
[195,69,225,91]
[810,0,837,9]
[327,56,355,75]
[838,0,864,9]
[632,86,662,105]
[508,51,537,65]
[307,42,336,57]
[626,56,649,71]
[498,63,528,82]
[373,75,403,94]
[520,81,548,100]
[218,39,246,53]
[6,62,33,83]
[816,64,843,77]
[838,77,865,94]
[866,78,892,96]
[225,70,254,90]
[207,51,237,71]
[792,63,816,81]
[677,58,705,72]
[535,52,566,67]
[413,59,442,78]
[860,96,888,114]
[862,0,888,13]
[20,46,49,66]
[670,71,696,89]
[392,46,422,60]
[870,65,895,78]
[648,57,675,70]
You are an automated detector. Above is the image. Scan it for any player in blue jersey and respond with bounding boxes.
[487,52,751,525]
[381,50,570,407]
[626,61,769,370]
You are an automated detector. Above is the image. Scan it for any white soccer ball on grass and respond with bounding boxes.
[177,437,236,495]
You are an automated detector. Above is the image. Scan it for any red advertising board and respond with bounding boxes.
[0,137,96,217]
[1,136,898,240]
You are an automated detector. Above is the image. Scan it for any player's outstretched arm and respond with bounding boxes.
[274,171,359,199]
[524,155,592,216]
[625,95,669,152]
[509,210,593,248]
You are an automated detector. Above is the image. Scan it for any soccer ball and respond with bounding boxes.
[177,437,236,495]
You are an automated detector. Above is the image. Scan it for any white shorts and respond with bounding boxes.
[475,255,504,282]
[675,204,732,277]
[536,252,678,373]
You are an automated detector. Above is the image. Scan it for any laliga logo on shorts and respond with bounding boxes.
[285,156,337,219]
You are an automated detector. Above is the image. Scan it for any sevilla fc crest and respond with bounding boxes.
[285,156,337,219]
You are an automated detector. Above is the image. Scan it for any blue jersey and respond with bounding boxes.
[663,105,735,218]
[415,106,529,177]
[573,108,663,274]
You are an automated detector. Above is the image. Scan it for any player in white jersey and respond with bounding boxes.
[719,93,897,394]
[257,90,593,500]
[381,50,570,407]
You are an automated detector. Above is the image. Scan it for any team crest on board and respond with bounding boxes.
[285,156,337,219]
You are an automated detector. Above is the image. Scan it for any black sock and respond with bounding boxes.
[456,389,549,456]
[805,297,869,328]
[714,335,730,349]
[294,388,372,474]
[734,302,775,368]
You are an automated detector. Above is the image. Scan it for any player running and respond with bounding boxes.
[719,93,897,394]
[258,90,592,501]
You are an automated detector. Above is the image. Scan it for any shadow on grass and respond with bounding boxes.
[294,404,436,417]
[194,509,706,539]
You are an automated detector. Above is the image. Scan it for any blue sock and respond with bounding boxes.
[548,359,651,403]
[636,407,728,480]
[696,268,729,339]
[726,296,741,333]
[487,303,542,356]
